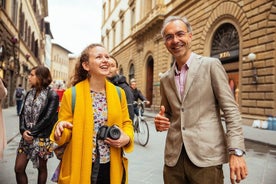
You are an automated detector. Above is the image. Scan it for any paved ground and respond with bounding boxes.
[1,106,276,184]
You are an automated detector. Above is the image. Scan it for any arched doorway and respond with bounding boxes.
[146,56,153,107]
[128,63,135,83]
[211,23,239,103]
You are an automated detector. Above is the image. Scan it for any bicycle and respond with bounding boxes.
[133,101,149,146]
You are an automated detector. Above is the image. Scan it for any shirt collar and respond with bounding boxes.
[174,52,194,75]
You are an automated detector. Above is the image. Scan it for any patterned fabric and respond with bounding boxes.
[24,87,49,129]
[17,137,53,168]
[91,90,110,164]
[17,87,54,168]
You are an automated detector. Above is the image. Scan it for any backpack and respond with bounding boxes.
[16,88,24,99]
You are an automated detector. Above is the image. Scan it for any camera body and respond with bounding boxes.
[97,125,121,140]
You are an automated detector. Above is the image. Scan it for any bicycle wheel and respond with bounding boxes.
[137,119,149,146]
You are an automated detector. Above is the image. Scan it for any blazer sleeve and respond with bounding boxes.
[210,59,245,150]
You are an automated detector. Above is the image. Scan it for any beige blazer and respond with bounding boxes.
[160,53,245,167]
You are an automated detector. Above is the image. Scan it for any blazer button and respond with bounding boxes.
[182,127,185,130]
[181,108,184,112]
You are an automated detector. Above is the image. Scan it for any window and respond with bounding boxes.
[131,7,135,27]
[19,10,24,37]
[120,18,124,41]
[11,0,18,25]
[129,63,135,82]
[112,22,116,47]
[103,3,106,21]
[211,23,239,63]
[0,0,6,8]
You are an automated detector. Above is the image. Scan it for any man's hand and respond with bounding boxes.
[229,154,248,183]
[154,106,170,131]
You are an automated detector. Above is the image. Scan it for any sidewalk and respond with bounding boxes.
[143,110,276,147]
[3,106,20,144]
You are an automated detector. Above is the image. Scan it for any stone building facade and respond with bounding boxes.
[101,0,276,123]
[0,0,48,107]
[51,43,71,88]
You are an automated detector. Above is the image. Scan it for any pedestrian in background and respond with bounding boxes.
[50,43,134,184]
[13,84,26,116]
[130,79,150,116]
[154,16,248,184]
[14,65,59,184]
[0,78,7,160]
[107,55,135,122]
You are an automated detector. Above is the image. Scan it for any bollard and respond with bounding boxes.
[273,116,276,131]
[267,116,273,130]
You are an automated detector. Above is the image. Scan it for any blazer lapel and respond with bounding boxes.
[182,54,202,101]
[168,63,182,103]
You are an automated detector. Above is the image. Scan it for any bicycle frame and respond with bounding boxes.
[133,101,149,146]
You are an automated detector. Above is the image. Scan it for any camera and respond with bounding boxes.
[97,125,121,140]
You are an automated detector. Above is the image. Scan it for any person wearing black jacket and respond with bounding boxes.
[107,56,135,122]
[130,78,150,116]
[14,65,59,184]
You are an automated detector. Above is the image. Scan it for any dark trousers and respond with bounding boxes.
[163,146,224,184]
[16,100,23,115]
[91,162,110,184]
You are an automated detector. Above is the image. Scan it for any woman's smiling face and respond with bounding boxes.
[82,46,110,77]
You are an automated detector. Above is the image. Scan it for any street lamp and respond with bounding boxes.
[248,53,257,84]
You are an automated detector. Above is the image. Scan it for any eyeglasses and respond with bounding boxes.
[164,31,189,42]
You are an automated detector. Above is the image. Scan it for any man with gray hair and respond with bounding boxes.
[154,15,248,184]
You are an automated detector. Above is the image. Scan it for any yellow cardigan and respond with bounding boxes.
[50,79,134,184]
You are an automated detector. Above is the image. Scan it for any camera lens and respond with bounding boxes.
[108,125,121,140]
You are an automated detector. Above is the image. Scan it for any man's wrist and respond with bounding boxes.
[229,148,245,157]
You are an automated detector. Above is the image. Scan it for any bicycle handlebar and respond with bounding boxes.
[133,101,149,105]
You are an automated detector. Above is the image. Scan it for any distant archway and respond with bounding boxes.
[128,63,135,83]
[146,56,153,107]
[211,23,239,103]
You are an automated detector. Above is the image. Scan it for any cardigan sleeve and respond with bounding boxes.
[50,88,73,145]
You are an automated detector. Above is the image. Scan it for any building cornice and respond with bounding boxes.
[131,14,164,39]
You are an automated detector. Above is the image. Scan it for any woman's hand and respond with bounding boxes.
[105,128,130,148]
[23,130,33,144]
[54,121,73,141]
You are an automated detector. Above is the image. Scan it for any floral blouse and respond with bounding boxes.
[91,90,110,164]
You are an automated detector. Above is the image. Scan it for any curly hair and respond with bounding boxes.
[70,43,105,86]
[31,65,52,91]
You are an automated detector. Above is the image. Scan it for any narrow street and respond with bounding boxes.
[0,107,276,184]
